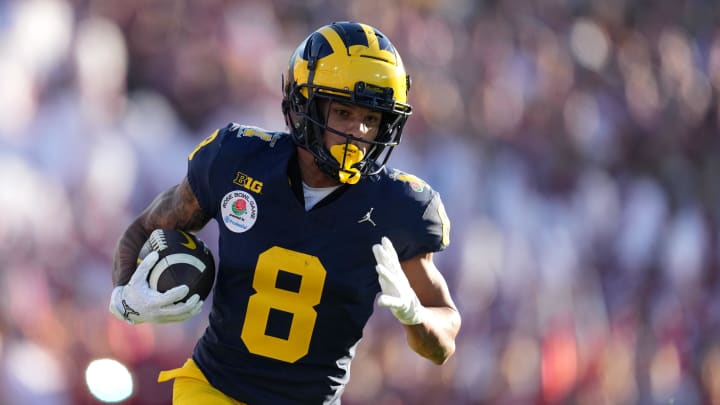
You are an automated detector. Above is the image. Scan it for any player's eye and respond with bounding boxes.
[333,108,351,118]
[363,115,380,127]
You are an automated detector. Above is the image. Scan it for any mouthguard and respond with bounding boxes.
[330,144,364,184]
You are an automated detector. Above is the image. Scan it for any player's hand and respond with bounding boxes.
[109,251,203,324]
[372,237,424,325]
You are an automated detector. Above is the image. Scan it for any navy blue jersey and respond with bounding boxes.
[186,123,450,404]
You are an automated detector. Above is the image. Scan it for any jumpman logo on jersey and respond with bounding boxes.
[358,208,376,227]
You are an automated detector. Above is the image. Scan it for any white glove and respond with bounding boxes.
[372,237,424,325]
[109,251,203,324]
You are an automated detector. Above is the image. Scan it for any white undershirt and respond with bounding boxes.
[302,182,340,211]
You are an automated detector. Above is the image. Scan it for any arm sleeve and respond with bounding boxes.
[421,192,451,252]
[186,124,235,217]
[392,190,451,261]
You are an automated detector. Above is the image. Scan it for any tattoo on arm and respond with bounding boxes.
[112,178,210,286]
[140,179,208,231]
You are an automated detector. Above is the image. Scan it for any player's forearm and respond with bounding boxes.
[112,217,152,287]
[403,306,461,365]
[111,187,178,286]
[112,181,210,287]
[111,187,175,286]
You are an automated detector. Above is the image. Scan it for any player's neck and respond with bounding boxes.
[297,147,341,188]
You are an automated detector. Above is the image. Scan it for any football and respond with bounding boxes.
[138,229,216,302]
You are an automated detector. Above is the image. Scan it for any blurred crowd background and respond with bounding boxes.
[2,0,720,404]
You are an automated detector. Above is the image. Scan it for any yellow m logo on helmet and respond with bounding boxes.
[289,22,409,105]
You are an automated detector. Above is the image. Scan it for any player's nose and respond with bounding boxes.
[344,118,371,140]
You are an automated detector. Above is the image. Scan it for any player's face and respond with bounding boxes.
[320,99,382,152]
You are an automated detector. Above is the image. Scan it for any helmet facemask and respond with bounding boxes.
[281,21,412,184]
[284,80,410,184]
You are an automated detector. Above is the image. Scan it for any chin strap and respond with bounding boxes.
[330,144,364,184]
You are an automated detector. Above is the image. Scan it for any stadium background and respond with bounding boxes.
[1,0,720,404]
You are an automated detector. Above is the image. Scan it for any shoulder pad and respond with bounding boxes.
[388,169,428,193]
[232,124,281,147]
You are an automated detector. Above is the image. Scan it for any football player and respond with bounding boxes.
[109,21,461,404]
